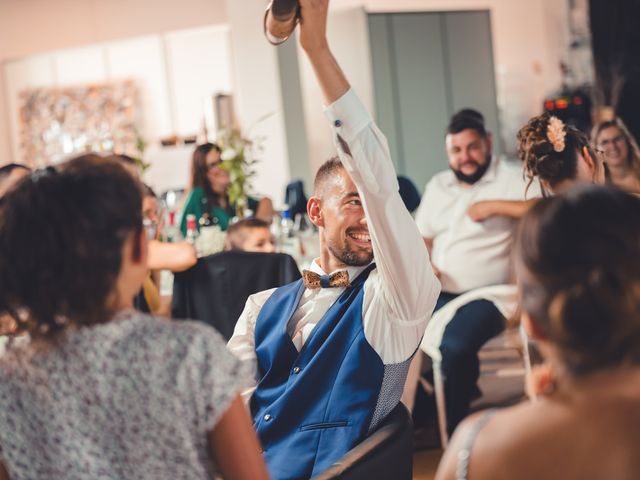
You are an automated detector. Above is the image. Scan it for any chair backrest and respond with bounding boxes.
[171,251,301,339]
[312,403,414,480]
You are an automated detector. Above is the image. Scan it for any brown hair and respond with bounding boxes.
[446,109,487,138]
[515,185,640,376]
[313,156,344,195]
[0,155,143,339]
[190,143,224,208]
[224,218,271,251]
[517,113,597,196]
[592,117,640,181]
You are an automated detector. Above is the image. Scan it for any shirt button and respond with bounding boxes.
[264,414,272,422]
[334,119,343,128]
[293,366,301,374]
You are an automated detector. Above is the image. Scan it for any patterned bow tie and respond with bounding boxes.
[302,270,351,289]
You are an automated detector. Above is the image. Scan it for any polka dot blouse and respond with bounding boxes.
[0,311,250,480]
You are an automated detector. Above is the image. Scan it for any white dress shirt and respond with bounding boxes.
[414,158,540,293]
[228,89,440,370]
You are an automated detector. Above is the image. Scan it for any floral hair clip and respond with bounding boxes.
[547,116,566,153]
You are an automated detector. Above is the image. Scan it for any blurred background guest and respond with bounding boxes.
[134,183,197,315]
[436,185,640,480]
[180,143,273,236]
[0,155,268,480]
[518,113,606,195]
[0,164,30,198]
[224,218,276,253]
[592,117,640,193]
[412,109,535,437]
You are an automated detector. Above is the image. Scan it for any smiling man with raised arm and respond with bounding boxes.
[227,1,440,477]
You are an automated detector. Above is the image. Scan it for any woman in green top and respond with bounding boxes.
[180,143,273,235]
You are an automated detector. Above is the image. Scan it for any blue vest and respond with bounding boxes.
[252,264,411,479]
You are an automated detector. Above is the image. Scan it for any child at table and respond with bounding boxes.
[224,218,276,253]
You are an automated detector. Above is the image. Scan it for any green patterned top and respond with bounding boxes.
[179,187,259,235]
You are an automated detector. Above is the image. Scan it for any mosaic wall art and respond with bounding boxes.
[18,80,139,167]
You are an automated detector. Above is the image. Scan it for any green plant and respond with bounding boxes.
[133,130,151,173]
[216,113,272,217]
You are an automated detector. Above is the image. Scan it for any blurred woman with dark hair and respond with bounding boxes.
[436,185,640,480]
[592,117,640,193]
[180,143,273,236]
[0,155,268,480]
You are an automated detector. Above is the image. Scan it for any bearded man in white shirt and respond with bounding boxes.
[414,110,538,437]
[227,1,440,478]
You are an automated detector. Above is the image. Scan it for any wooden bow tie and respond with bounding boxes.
[302,270,351,289]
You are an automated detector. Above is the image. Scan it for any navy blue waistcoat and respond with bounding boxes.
[251,264,401,479]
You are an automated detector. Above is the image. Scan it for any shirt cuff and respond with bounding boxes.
[323,88,372,143]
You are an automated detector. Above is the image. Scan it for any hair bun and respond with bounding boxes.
[517,113,578,191]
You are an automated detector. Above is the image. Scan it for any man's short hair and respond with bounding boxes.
[446,108,487,137]
[313,156,344,195]
[451,108,485,125]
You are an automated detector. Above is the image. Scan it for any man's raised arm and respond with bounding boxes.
[298,0,440,324]
[298,0,350,104]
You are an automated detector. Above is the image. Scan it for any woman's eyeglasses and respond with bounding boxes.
[206,161,222,171]
[598,135,625,149]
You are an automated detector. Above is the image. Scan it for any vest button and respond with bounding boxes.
[264,414,272,422]
[293,366,301,374]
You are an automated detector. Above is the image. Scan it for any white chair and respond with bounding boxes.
[419,285,524,447]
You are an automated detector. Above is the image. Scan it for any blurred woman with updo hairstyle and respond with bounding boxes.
[592,117,640,193]
[180,143,273,236]
[436,185,640,480]
[0,155,268,480]
[517,113,606,196]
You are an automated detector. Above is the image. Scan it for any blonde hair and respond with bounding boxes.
[592,117,640,182]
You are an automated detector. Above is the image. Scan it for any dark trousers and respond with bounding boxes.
[435,291,505,436]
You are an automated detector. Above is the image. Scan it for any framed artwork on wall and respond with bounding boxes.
[18,80,139,167]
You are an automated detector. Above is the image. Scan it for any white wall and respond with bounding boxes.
[297,8,375,175]
[0,0,227,171]
[0,0,227,61]
[0,0,571,192]
[224,0,295,209]
[298,0,571,160]
[2,25,233,193]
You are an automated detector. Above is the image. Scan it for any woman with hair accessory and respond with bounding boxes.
[0,155,268,480]
[592,117,640,193]
[436,185,640,480]
[518,113,606,196]
[180,143,273,236]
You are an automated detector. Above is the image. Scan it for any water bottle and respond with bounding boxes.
[280,208,294,240]
[279,208,302,262]
[163,211,181,243]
